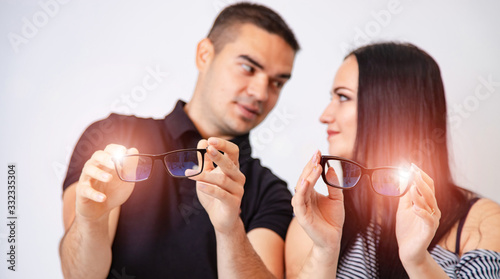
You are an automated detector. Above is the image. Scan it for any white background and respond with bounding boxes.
[1,0,499,278]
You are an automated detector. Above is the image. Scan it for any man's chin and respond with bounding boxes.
[226,120,256,136]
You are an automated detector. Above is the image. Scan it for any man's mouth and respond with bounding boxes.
[237,103,261,120]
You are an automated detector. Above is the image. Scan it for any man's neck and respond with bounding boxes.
[183,100,233,140]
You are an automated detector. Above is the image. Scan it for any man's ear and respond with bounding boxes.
[196,38,215,72]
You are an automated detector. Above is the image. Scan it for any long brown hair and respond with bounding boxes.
[339,42,473,278]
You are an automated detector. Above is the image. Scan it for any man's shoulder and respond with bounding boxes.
[95,113,163,126]
[83,113,164,135]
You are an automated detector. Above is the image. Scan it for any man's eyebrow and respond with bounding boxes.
[238,54,292,79]
[239,55,263,70]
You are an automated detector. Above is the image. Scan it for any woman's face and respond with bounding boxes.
[320,55,358,159]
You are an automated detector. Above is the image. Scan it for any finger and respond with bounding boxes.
[326,179,344,201]
[191,171,245,197]
[307,163,323,194]
[81,161,113,183]
[77,181,106,203]
[197,181,238,206]
[414,171,438,210]
[292,160,323,214]
[409,184,432,212]
[197,139,214,172]
[325,167,340,186]
[207,137,240,165]
[412,203,438,226]
[104,144,128,159]
[292,178,313,218]
[205,145,245,184]
[89,150,115,170]
[411,163,435,193]
[127,147,139,155]
[398,181,414,210]
[296,150,321,192]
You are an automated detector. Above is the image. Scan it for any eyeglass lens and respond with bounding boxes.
[323,159,411,196]
[115,150,204,182]
[164,151,203,177]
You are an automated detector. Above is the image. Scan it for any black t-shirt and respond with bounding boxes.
[62,100,293,278]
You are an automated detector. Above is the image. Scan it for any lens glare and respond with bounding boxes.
[324,160,361,188]
[164,150,203,177]
[116,156,152,181]
[372,169,410,196]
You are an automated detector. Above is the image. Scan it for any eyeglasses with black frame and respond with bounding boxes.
[112,148,207,182]
[320,156,413,197]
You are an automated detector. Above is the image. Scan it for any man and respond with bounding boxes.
[59,2,299,278]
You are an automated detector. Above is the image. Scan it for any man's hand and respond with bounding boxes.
[189,137,246,234]
[76,144,138,221]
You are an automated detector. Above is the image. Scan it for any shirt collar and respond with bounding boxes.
[164,100,199,141]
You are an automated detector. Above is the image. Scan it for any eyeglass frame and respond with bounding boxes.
[320,155,413,197]
[112,148,207,182]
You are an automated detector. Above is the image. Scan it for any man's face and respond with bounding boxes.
[198,24,296,137]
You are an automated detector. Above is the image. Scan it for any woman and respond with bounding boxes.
[285,42,500,278]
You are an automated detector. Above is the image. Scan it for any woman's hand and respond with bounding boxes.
[396,164,441,266]
[292,150,345,254]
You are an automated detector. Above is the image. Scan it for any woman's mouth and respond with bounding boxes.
[327,130,340,138]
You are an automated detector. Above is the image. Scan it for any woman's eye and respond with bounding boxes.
[241,64,254,73]
[339,94,349,102]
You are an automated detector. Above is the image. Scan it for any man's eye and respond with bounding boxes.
[272,80,284,89]
[241,64,254,73]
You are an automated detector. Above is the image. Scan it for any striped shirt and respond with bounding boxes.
[336,224,500,278]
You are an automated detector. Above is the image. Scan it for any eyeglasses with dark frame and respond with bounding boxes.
[320,155,414,197]
[112,148,207,182]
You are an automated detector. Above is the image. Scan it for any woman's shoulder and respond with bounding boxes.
[439,198,500,256]
[464,198,500,248]
[459,198,500,255]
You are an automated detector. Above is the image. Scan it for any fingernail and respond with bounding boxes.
[208,138,219,145]
[300,178,307,191]
[102,173,111,180]
[96,194,105,202]
[311,153,316,163]
[209,146,218,156]
[413,204,421,212]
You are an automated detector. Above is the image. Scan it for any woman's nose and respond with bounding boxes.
[319,101,336,124]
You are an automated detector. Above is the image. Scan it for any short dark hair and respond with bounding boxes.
[339,42,473,278]
[207,2,300,53]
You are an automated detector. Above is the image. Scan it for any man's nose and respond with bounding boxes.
[247,75,269,101]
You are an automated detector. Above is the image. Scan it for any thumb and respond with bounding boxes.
[127,147,139,155]
[326,184,343,202]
